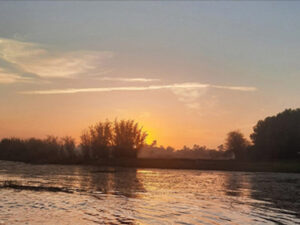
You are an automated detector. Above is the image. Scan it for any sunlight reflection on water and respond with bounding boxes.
[0,160,299,224]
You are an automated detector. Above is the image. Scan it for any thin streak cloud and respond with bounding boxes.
[21,82,256,95]
[211,85,257,92]
[98,77,160,82]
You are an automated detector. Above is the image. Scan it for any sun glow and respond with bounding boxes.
[144,128,157,146]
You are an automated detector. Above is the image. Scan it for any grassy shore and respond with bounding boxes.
[94,158,300,173]
[1,158,299,173]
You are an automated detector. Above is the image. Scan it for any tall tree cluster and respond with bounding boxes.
[225,131,250,160]
[250,109,300,160]
[80,119,147,159]
[225,108,300,161]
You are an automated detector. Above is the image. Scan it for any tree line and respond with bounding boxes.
[225,108,300,161]
[0,136,77,164]
[0,108,299,163]
[0,120,147,164]
[139,143,233,159]
[140,108,300,161]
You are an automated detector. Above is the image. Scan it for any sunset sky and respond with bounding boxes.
[0,1,299,149]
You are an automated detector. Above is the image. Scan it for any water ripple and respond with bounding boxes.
[0,160,299,224]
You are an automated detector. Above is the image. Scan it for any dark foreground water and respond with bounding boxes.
[0,161,299,225]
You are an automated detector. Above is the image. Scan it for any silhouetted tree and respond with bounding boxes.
[43,136,61,162]
[225,130,250,160]
[0,136,77,163]
[113,119,147,158]
[79,119,147,159]
[0,138,26,161]
[250,108,300,160]
[217,144,224,151]
[80,130,92,160]
[61,136,76,160]
[89,121,112,159]
[25,138,45,162]
[139,144,232,159]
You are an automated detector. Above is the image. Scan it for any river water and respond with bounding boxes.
[0,160,299,225]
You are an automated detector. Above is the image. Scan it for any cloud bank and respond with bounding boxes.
[0,37,257,111]
[0,38,159,84]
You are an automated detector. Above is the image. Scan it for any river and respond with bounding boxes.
[0,160,299,224]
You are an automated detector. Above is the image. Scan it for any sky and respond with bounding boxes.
[0,1,299,149]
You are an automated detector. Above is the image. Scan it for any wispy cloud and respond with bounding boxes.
[171,85,208,109]
[98,77,160,82]
[0,68,33,84]
[21,82,256,95]
[0,38,113,78]
[170,84,256,110]
[0,38,45,63]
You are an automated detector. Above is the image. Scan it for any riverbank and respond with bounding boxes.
[93,158,300,173]
[1,158,299,173]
